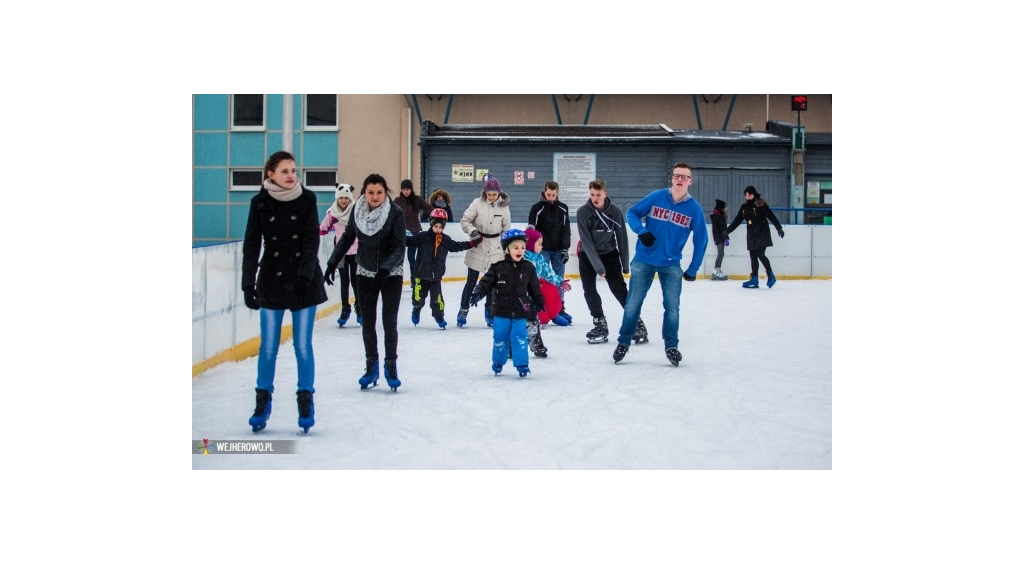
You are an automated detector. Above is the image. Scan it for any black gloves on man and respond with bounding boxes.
[638,232,656,247]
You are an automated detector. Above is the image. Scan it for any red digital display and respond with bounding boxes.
[791,95,808,111]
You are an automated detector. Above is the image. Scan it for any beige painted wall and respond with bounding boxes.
[337,94,831,199]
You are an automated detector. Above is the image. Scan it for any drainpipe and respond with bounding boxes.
[282,94,294,152]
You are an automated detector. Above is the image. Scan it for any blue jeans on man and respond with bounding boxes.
[616,260,682,349]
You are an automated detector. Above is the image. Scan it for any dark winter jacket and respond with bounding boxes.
[575,195,630,277]
[394,192,432,233]
[711,208,729,245]
[420,189,454,223]
[327,198,406,276]
[527,197,572,252]
[241,187,328,310]
[726,197,783,251]
[473,255,545,320]
[406,230,476,281]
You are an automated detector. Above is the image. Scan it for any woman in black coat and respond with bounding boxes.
[325,174,407,391]
[726,185,784,289]
[241,151,328,433]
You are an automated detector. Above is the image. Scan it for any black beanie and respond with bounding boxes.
[401,179,414,191]
[744,186,760,198]
[715,199,727,210]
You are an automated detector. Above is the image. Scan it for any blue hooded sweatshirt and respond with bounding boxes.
[626,188,709,276]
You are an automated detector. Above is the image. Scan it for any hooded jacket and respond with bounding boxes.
[460,189,511,272]
[576,195,630,277]
[527,195,572,252]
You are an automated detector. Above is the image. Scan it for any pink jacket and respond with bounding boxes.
[320,210,358,255]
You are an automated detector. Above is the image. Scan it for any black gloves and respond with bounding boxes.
[470,235,483,248]
[638,232,656,247]
[560,249,569,264]
[324,263,337,286]
[682,272,696,282]
[778,228,785,238]
[469,292,482,307]
[293,276,310,297]
[243,286,259,310]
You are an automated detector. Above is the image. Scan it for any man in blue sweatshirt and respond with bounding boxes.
[613,162,709,366]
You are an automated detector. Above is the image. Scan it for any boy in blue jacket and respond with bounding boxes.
[613,162,708,367]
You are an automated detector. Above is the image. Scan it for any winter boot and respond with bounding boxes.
[517,365,530,378]
[338,305,352,327]
[435,316,447,329]
[359,357,380,389]
[742,274,759,289]
[384,360,401,391]
[586,316,609,344]
[559,303,572,324]
[296,390,315,433]
[612,343,629,363]
[528,319,548,358]
[248,389,272,432]
[767,271,777,288]
[411,306,422,326]
[633,319,649,345]
[551,314,571,327]
[666,347,682,367]
[711,268,727,281]
[457,308,469,327]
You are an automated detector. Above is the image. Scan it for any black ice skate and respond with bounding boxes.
[633,319,649,345]
[528,319,548,358]
[613,343,629,363]
[296,390,315,433]
[586,316,609,344]
[248,389,272,432]
[666,347,682,367]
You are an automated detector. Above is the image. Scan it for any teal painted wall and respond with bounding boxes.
[193,94,339,246]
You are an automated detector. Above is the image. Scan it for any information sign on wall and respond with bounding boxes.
[553,153,596,218]
[452,164,474,182]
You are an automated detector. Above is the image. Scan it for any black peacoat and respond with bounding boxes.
[241,188,328,310]
[726,198,783,251]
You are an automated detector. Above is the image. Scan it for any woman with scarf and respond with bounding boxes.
[319,183,359,326]
[325,174,407,391]
[241,151,328,433]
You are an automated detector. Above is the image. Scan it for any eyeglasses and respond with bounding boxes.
[672,174,692,180]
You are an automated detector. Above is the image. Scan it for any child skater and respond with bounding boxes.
[469,229,545,377]
[407,208,482,329]
[710,199,730,281]
[522,227,573,358]
[319,183,360,325]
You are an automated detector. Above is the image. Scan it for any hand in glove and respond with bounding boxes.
[777,228,785,238]
[243,286,260,310]
[682,271,696,282]
[293,276,310,297]
[560,249,569,264]
[324,264,337,286]
[470,235,483,248]
[559,279,572,293]
[469,292,482,307]
[638,232,656,247]
[724,237,730,247]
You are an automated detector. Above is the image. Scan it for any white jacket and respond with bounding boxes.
[460,190,511,272]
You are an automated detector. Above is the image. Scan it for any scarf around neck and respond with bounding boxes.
[329,198,352,224]
[354,195,391,236]
[264,178,302,202]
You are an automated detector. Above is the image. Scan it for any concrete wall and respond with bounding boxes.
[193,225,831,373]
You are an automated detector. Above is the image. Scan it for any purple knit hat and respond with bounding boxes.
[524,227,543,252]
[482,173,501,193]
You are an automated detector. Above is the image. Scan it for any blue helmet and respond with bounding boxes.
[501,228,528,249]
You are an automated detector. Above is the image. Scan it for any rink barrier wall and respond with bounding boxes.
[193,223,831,376]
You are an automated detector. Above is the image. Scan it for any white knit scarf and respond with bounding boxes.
[353,195,391,236]
[329,198,352,224]
[264,178,302,202]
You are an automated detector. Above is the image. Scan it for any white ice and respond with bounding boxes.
[193,278,830,470]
